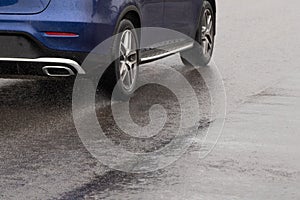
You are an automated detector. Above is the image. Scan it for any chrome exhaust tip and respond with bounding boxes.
[42,66,75,77]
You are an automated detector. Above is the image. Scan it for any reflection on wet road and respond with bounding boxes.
[0,60,212,199]
[0,78,100,199]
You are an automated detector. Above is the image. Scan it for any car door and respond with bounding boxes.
[163,0,201,38]
[139,0,164,28]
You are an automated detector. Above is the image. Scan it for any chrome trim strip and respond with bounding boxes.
[42,66,75,77]
[0,57,85,74]
[140,42,194,62]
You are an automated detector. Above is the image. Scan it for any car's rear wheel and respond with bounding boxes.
[103,19,139,99]
[180,0,215,67]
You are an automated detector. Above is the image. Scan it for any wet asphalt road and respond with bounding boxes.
[1,0,300,199]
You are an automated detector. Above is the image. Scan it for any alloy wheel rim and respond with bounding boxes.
[119,29,138,92]
[201,8,214,57]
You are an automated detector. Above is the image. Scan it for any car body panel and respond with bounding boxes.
[0,0,117,54]
[0,0,205,53]
[139,0,164,28]
[163,0,202,37]
[0,0,214,77]
[0,0,51,15]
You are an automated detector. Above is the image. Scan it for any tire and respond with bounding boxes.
[102,19,139,100]
[180,0,215,67]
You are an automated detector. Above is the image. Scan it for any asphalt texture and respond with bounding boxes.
[0,0,300,199]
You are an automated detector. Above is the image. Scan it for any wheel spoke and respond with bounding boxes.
[120,61,128,81]
[207,19,212,34]
[202,39,208,55]
[204,12,208,27]
[206,33,212,45]
[206,37,212,51]
[202,26,206,34]
[120,42,127,58]
[127,66,133,86]
[206,14,212,29]
[123,31,132,51]
[123,32,128,49]
[128,31,132,50]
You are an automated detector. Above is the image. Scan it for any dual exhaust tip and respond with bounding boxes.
[42,66,75,77]
[0,57,85,77]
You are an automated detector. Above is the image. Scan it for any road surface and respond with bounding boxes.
[0,0,299,199]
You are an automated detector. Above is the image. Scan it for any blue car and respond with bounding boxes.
[0,0,216,96]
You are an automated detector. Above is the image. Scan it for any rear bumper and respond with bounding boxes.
[0,57,85,77]
[0,0,119,77]
[0,33,87,77]
[0,0,118,54]
[0,33,88,64]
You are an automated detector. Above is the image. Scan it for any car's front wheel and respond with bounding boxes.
[180,0,215,67]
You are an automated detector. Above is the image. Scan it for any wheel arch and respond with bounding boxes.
[207,0,216,14]
[114,5,141,34]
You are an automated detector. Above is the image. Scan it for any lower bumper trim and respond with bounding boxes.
[0,57,85,75]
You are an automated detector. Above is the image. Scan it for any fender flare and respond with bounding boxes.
[113,5,141,35]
